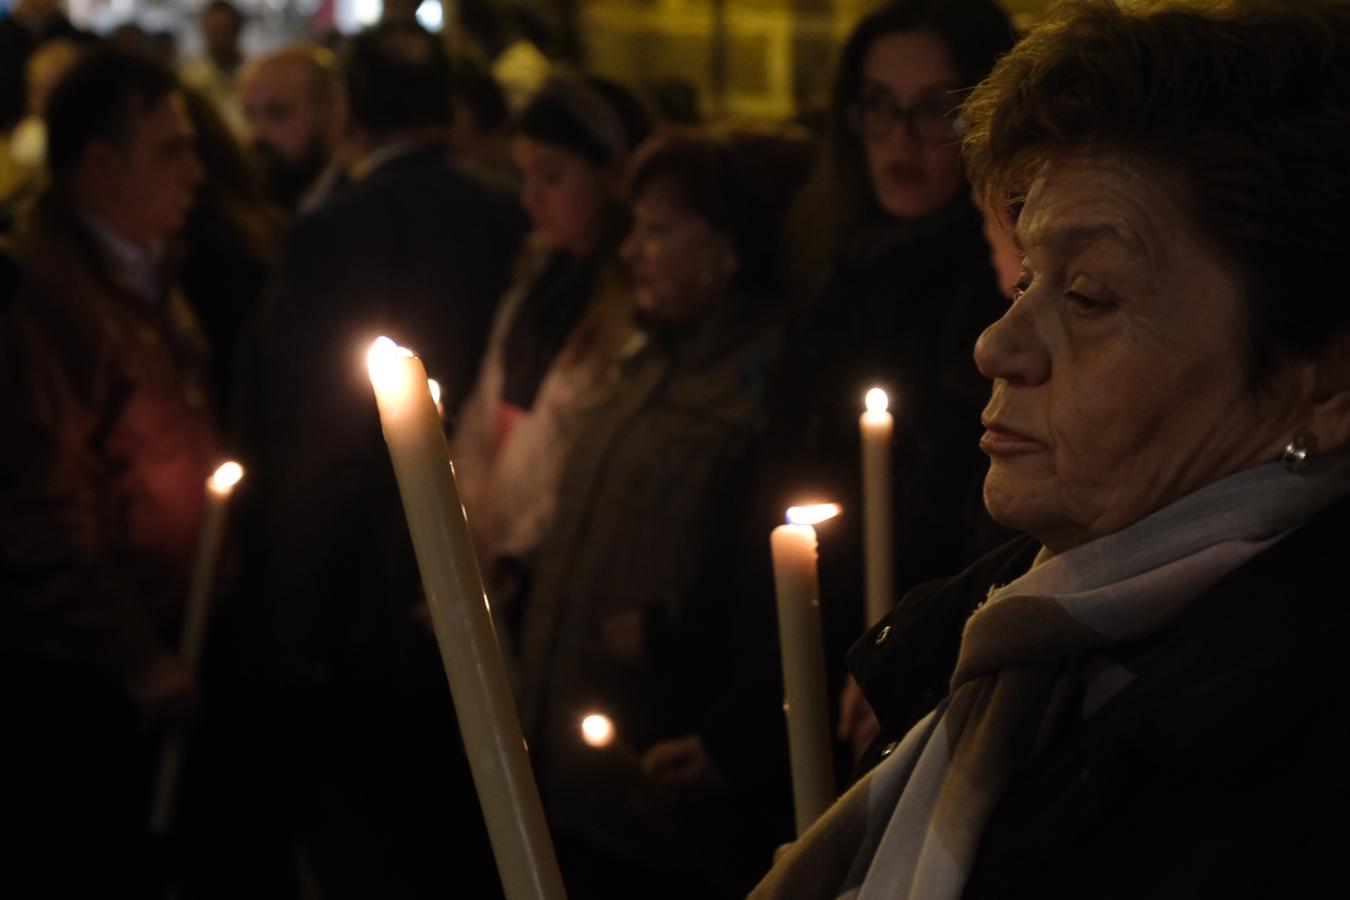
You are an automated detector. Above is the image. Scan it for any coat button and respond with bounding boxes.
[874,625,891,646]
[881,740,899,758]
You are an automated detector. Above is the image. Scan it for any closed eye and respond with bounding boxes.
[1066,290,1113,314]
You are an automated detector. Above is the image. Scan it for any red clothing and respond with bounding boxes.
[0,196,217,679]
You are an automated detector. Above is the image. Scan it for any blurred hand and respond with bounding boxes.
[837,676,880,764]
[126,653,198,726]
[641,734,714,787]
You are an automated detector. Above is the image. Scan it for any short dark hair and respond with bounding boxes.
[961,0,1350,379]
[343,21,453,137]
[628,127,815,297]
[517,75,651,167]
[45,46,181,179]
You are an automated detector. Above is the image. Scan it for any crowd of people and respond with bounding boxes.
[4,0,1349,898]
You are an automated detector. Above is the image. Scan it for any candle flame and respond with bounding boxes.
[580,713,615,748]
[207,460,244,496]
[786,503,842,526]
[865,387,889,415]
[427,378,442,407]
[367,336,414,394]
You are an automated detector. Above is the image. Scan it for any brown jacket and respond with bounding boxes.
[0,195,217,679]
[517,299,791,892]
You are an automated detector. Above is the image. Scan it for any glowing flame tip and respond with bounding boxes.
[367,336,415,393]
[580,713,615,748]
[865,387,889,414]
[786,503,842,526]
[208,460,244,495]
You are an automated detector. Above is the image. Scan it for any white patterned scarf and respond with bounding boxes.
[749,452,1350,900]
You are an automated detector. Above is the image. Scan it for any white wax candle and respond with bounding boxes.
[149,459,244,835]
[367,337,565,900]
[860,388,895,626]
[771,504,839,836]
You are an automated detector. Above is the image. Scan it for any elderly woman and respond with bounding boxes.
[515,127,812,898]
[752,2,1350,898]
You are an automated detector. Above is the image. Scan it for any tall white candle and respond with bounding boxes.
[367,337,565,900]
[860,388,895,626]
[770,503,840,836]
[149,459,244,835]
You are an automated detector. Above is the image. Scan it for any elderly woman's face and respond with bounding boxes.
[974,155,1312,552]
[622,179,737,322]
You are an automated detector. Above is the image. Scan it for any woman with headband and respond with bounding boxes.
[451,72,649,630]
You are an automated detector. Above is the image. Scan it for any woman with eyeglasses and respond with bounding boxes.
[750,0,1018,766]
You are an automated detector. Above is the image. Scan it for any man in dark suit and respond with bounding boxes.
[210,20,526,899]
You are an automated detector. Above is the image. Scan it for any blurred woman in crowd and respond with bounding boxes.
[515,127,813,899]
[451,72,648,623]
[754,1,1350,896]
[753,0,1017,763]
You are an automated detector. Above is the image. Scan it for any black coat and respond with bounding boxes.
[850,495,1350,899]
[742,199,1014,781]
[519,302,793,899]
[214,144,526,898]
[239,142,525,680]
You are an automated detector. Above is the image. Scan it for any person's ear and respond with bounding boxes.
[79,139,123,190]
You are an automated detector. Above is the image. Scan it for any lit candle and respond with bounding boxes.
[771,503,840,836]
[860,388,895,626]
[149,459,244,835]
[581,712,616,749]
[367,337,565,900]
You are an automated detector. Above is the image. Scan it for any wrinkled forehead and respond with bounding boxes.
[1016,154,1200,271]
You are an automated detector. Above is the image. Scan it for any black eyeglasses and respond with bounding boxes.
[847,90,961,144]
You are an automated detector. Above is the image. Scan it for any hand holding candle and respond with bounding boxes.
[771,503,840,836]
[367,337,565,900]
[860,388,895,626]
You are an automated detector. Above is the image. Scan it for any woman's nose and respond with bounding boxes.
[974,303,1050,387]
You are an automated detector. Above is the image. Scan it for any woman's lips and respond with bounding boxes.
[884,162,925,186]
[980,419,1042,454]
